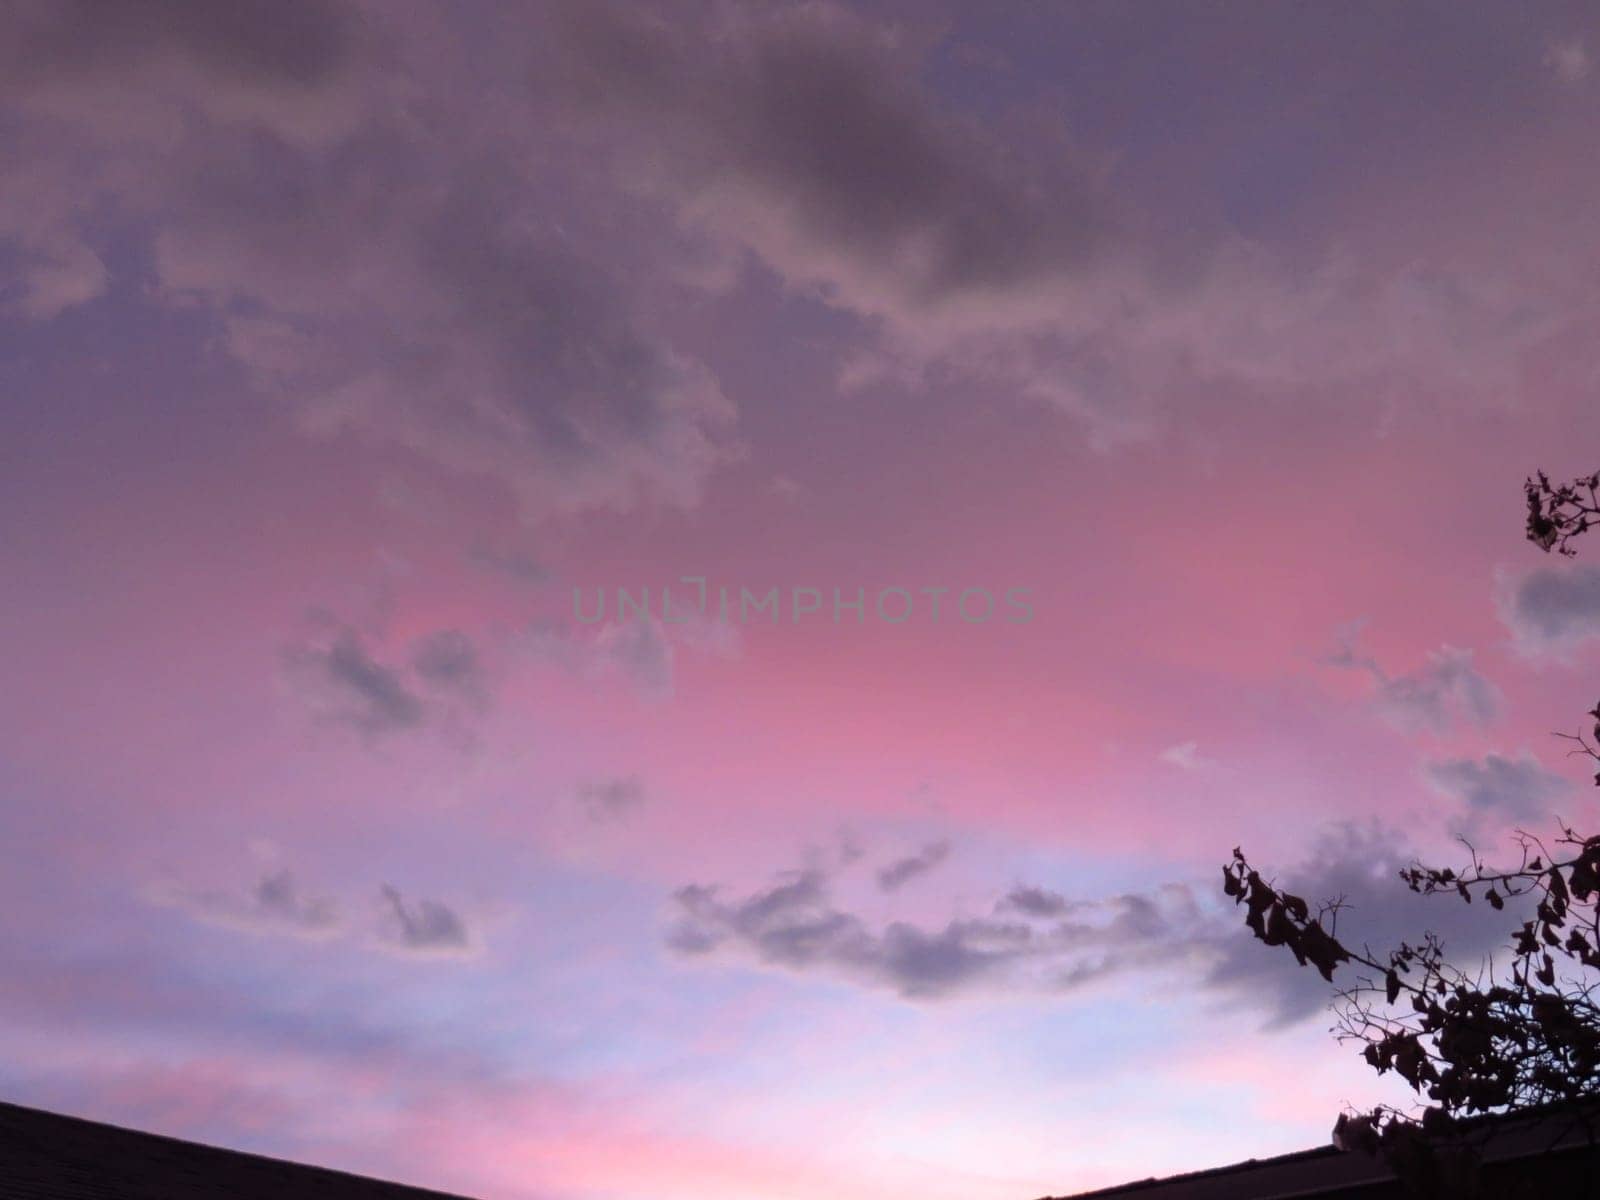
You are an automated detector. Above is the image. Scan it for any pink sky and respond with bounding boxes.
[3,3,1600,1197]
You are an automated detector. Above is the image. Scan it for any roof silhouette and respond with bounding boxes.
[0,1099,481,1199]
[1044,1102,1600,1200]
[5,1094,1598,1200]
[1042,1142,1399,1199]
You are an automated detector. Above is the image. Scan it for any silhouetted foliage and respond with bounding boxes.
[1225,833,1600,1164]
[1526,469,1600,557]
[1225,469,1600,1191]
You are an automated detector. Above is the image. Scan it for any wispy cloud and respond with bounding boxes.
[147,869,342,941]
[378,885,475,958]
[1545,39,1590,86]
[410,630,486,706]
[1426,753,1571,832]
[875,841,951,892]
[1159,741,1215,771]
[149,864,478,960]
[577,776,646,823]
[1325,622,1500,732]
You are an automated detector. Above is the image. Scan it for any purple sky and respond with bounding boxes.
[4,2,1600,1197]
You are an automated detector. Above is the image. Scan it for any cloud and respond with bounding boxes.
[666,863,1208,1002]
[875,841,951,892]
[531,2,1578,449]
[1499,565,1600,657]
[528,616,674,698]
[592,618,676,695]
[1204,825,1526,1028]
[525,608,737,699]
[149,863,478,959]
[469,545,550,585]
[4,0,1579,467]
[771,475,804,502]
[1326,624,1501,732]
[147,869,342,941]
[577,776,645,823]
[169,140,736,520]
[539,3,1115,324]
[0,0,737,517]
[283,617,489,739]
[283,623,426,738]
[1426,754,1571,830]
[410,630,485,705]
[1373,647,1501,731]
[378,885,474,957]
[996,885,1076,920]
[2,0,360,96]
[1545,39,1590,85]
[670,825,1534,1023]
[1159,741,1214,771]
[534,1,1150,443]
[0,0,371,319]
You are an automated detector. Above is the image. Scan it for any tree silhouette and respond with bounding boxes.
[1526,468,1600,558]
[1224,469,1600,1189]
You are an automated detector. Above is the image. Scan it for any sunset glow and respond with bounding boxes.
[4,3,1600,1198]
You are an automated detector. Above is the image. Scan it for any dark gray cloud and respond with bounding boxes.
[1,0,358,91]
[283,624,426,738]
[284,619,490,739]
[165,136,736,518]
[378,885,473,957]
[3,0,1573,466]
[540,1,1114,317]
[875,841,951,891]
[997,885,1076,919]
[666,865,1206,1002]
[530,1,1154,443]
[0,0,737,515]
[0,0,378,319]
[1326,624,1501,732]
[577,776,645,823]
[529,2,1576,447]
[1426,754,1571,828]
[670,826,1533,1023]
[1500,565,1600,656]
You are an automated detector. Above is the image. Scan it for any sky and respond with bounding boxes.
[3,2,1600,1197]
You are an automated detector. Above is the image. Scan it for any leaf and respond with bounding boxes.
[1549,868,1569,904]
[1300,923,1351,983]
[1570,857,1599,901]
[1264,903,1294,947]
